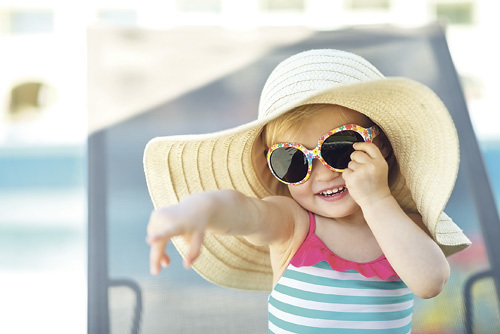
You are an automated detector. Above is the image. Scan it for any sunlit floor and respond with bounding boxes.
[0,269,86,333]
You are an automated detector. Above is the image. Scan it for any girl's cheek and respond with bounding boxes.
[287,184,298,198]
[288,183,310,200]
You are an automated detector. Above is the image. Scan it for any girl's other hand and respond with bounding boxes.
[342,142,391,207]
[146,204,208,275]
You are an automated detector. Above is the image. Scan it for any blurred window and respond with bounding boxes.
[9,10,54,34]
[345,0,391,10]
[9,82,56,120]
[260,0,305,12]
[174,0,222,13]
[435,2,474,25]
[98,10,138,26]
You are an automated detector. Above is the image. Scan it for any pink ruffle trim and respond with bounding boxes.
[290,212,399,280]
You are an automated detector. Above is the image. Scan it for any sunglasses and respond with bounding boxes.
[266,124,380,185]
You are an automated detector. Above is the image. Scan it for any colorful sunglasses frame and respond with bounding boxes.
[266,124,381,185]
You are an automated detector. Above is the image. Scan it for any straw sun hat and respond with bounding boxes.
[144,49,471,291]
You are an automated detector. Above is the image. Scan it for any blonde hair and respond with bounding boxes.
[263,104,347,147]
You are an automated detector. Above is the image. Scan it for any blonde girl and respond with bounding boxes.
[144,49,471,333]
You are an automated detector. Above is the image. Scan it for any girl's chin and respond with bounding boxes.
[314,198,362,218]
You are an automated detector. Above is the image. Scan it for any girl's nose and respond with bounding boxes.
[311,159,341,181]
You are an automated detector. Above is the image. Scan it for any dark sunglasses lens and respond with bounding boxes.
[322,130,364,169]
[269,147,308,183]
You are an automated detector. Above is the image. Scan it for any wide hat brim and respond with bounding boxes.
[144,77,471,292]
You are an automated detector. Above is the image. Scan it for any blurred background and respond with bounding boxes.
[1,0,499,333]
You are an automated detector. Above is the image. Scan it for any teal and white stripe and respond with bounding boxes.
[268,262,414,333]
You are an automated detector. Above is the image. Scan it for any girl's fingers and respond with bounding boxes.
[160,252,170,268]
[150,239,168,275]
[353,142,384,159]
[347,160,361,171]
[184,231,204,268]
[147,208,207,273]
[349,150,370,164]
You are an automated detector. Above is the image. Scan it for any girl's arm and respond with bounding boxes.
[344,142,450,299]
[361,198,449,299]
[146,189,300,275]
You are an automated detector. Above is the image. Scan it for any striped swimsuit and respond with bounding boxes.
[268,212,414,333]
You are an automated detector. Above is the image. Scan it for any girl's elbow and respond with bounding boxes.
[415,265,450,299]
[415,280,447,299]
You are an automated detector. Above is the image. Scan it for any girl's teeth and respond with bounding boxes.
[321,187,345,196]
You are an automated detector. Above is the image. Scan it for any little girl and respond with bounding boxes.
[144,49,471,333]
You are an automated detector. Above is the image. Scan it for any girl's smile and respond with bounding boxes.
[316,184,348,201]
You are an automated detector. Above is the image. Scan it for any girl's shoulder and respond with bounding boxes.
[262,195,308,221]
[263,195,310,232]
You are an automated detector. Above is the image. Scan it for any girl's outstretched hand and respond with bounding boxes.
[146,200,209,275]
[342,142,391,208]
[146,189,292,277]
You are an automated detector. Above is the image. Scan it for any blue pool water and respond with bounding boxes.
[0,145,86,334]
